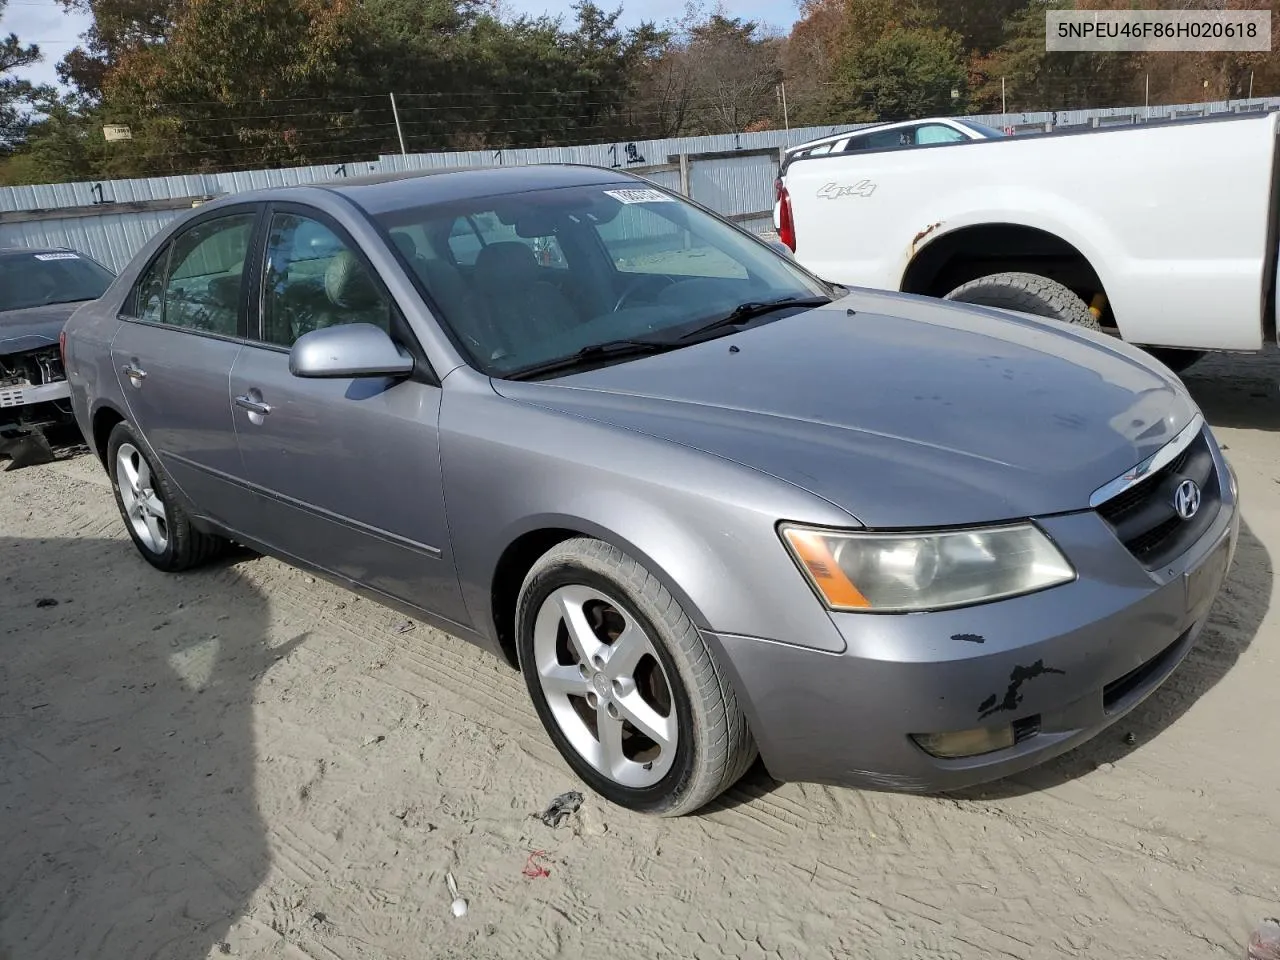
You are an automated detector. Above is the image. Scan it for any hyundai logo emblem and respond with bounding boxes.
[1173,479,1202,521]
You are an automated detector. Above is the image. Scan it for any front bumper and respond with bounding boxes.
[707,489,1239,792]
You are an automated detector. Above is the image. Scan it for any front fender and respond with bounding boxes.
[440,374,854,654]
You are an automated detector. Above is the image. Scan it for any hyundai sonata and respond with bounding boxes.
[62,165,1238,815]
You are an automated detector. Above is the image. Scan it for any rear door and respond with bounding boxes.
[227,204,468,624]
[109,205,261,526]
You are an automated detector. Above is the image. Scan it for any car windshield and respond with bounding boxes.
[956,119,1008,138]
[372,183,832,378]
[0,251,115,313]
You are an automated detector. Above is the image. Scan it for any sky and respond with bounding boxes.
[1,0,803,90]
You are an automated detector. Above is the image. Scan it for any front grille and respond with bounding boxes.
[1096,428,1220,569]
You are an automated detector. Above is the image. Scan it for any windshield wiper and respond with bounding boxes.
[505,338,682,381]
[678,295,833,340]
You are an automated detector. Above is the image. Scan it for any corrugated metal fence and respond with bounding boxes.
[2,96,1278,272]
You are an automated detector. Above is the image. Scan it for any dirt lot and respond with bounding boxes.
[2,351,1278,960]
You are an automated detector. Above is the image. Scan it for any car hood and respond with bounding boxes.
[0,302,80,355]
[492,291,1197,527]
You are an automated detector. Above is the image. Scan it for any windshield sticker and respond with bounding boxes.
[33,252,81,261]
[604,188,675,205]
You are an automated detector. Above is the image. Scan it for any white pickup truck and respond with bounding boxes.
[774,111,1280,373]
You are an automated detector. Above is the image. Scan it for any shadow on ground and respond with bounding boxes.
[0,536,297,960]
[1181,348,1280,432]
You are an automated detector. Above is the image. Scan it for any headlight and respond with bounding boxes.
[780,523,1076,613]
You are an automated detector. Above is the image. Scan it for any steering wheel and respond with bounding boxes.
[613,274,679,313]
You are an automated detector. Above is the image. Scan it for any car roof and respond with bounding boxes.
[319,163,645,215]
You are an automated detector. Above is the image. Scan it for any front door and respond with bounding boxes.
[227,207,468,625]
[109,207,259,526]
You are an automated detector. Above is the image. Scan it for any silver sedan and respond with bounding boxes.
[62,165,1238,815]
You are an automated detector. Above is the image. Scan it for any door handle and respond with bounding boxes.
[234,395,272,417]
[121,363,147,383]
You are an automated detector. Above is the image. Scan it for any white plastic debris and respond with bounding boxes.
[445,871,467,917]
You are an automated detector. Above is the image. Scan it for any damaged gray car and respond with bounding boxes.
[0,247,114,467]
[62,167,1239,816]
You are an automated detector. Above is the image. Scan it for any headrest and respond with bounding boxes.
[325,250,382,310]
[474,241,538,287]
[390,230,418,260]
[206,274,241,308]
[415,258,468,312]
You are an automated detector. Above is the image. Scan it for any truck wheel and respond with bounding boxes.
[944,272,1102,332]
[1145,348,1206,375]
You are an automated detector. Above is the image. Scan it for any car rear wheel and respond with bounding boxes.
[944,271,1102,331]
[516,538,756,816]
[107,421,226,572]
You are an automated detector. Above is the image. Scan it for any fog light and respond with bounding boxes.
[911,725,1015,759]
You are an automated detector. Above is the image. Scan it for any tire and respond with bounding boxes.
[106,421,226,573]
[1145,347,1206,375]
[515,538,756,817]
[944,271,1102,332]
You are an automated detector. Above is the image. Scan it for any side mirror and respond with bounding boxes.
[289,323,415,379]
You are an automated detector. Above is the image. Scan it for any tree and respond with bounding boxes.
[918,0,1031,54]
[0,93,104,184]
[0,0,44,154]
[86,0,374,173]
[833,26,968,122]
[19,0,676,178]
[683,13,783,133]
[782,0,849,123]
[55,0,176,99]
[1125,0,1280,104]
[793,0,964,124]
[628,39,695,138]
[970,0,1141,113]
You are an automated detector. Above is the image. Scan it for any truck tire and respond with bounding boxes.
[1145,348,1206,375]
[944,272,1102,332]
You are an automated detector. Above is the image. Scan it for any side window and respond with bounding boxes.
[595,204,748,280]
[260,212,392,348]
[133,244,170,323]
[851,127,917,151]
[915,124,967,145]
[163,213,255,336]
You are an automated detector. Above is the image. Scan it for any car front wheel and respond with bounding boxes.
[516,538,756,816]
[107,421,226,572]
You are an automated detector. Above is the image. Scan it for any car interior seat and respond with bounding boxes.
[471,242,582,356]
